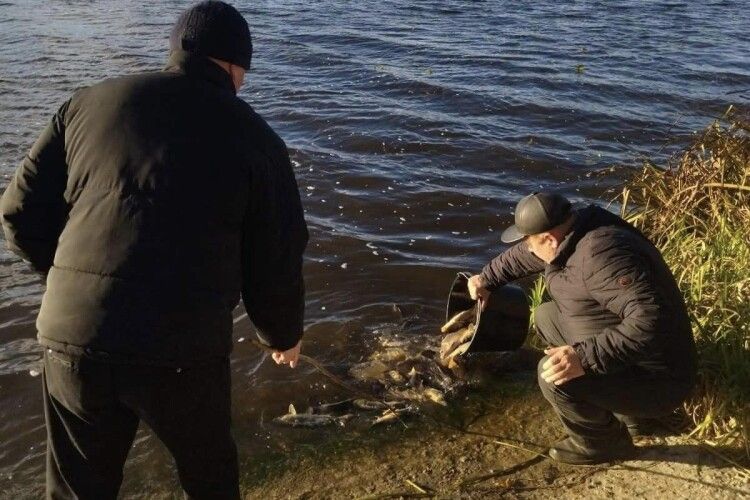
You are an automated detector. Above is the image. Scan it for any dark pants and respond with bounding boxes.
[534,302,692,444]
[43,350,239,500]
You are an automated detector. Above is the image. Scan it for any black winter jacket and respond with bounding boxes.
[480,205,697,379]
[0,50,308,365]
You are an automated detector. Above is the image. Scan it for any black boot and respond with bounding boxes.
[615,410,688,437]
[548,432,637,465]
[615,414,660,437]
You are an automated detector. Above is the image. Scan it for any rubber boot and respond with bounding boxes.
[548,426,637,465]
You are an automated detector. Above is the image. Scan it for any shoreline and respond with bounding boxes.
[236,373,748,499]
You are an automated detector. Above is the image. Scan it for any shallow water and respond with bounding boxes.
[0,0,748,496]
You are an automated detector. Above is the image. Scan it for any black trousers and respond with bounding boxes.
[534,302,692,444]
[43,350,239,500]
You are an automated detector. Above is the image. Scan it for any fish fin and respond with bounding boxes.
[288,404,297,415]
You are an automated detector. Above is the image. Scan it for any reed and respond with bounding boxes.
[620,108,749,457]
[525,276,548,351]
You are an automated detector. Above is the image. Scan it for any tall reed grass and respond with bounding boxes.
[620,109,749,456]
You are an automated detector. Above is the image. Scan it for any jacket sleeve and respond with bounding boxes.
[479,241,545,290]
[241,139,309,351]
[573,240,664,375]
[0,100,70,275]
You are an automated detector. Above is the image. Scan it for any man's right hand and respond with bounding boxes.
[468,274,490,307]
[272,341,301,368]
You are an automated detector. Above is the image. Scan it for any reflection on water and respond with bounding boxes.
[0,0,748,496]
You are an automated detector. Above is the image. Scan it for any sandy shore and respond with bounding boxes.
[240,374,749,499]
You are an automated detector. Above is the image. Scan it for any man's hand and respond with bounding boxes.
[541,346,585,385]
[468,274,491,309]
[272,341,301,368]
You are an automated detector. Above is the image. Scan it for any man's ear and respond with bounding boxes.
[546,233,559,249]
[228,64,244,92]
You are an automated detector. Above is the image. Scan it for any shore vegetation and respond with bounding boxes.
[619,108,749,458]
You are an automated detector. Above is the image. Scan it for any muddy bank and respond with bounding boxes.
[238,373,748,499]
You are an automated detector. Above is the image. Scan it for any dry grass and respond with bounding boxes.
[620,107,750,457]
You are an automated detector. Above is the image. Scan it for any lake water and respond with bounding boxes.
[0,0,748,497]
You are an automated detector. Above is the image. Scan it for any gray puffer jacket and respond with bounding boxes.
[480,205,697,379]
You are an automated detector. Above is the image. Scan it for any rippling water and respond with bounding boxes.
[1,0,748,496]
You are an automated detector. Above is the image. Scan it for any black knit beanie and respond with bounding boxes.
[170,1,252,70]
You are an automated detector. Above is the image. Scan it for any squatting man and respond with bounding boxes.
[467,192,697,465]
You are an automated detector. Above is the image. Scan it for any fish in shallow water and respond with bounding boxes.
[422,387,448,406]
[274,404,354,428]
[349,359,390,380]
[372,347,409,363]
[352,399,406,411]
[372,405,419,426]
[314,399,355,413]
[387,386,447,406]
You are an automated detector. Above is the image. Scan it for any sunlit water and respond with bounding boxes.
[1,0,748,496]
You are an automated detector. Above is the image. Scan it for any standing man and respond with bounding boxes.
[468,192,697,465]
[0,2,307,498]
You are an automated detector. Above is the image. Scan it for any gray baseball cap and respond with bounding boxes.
[501,192,572,243]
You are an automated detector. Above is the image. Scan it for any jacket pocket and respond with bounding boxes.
[43,350,112,416]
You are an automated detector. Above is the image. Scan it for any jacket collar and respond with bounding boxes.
[550,204,644,266]
[164,49,236,95]
[550,208,588,266]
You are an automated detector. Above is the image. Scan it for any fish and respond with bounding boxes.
[439,325,474,361]
[343,309,478,415]
[447,341,471,360]
[386,387,447,406]
[314,399,354,413]
[440,307,476,334]
[371,406,419,426]
[371,347,409,363]
[379,338,410,348]
[421,362,456,391]
[422,387,447,406]
[446,355,465,378]
[274,404,354,428]
[407,366,423,387]
[372,409,401,426]
[349,360,390,381]
[352,399,406,411]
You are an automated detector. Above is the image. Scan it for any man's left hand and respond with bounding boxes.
[541,346,585,386]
